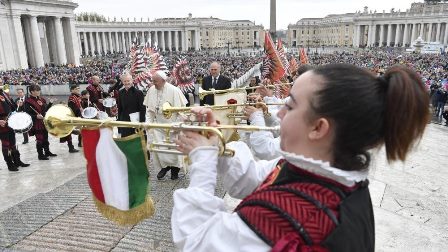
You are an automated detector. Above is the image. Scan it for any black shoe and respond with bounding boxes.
[38,155,49,160]
[8,165,19,172]
[78,142,82,147]
[45,151,57,157]
[22,141,28,144]
[12,150,30,167]
[68,144,79,153]
[171,167,180,180]
[157,167,171,180]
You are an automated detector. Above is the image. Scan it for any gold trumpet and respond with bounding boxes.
[162,102,284,119]
[44,104,280,157]
[199,83,292,100]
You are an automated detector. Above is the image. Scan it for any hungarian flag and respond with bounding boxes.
[262,32,286,82]
[277,38,290,76]
[81,128,154,226]
[299,48,309,65]
[289,57,299,75]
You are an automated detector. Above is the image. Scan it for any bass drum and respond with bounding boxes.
[103,98,118,117]
[8,112,33,133]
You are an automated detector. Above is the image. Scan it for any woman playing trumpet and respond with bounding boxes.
[171,64,429,251]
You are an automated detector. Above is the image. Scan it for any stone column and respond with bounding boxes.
[184,30,189,50]
[403,24,409,46]
[168,30,172,51]
[352,25,358,46]
[419,23,425,38]
[427,23,433,42]
[77,33,82,57]
[54,17,67,64]
[148,31,152,46]
[160,30,165,51]
[444,24,448,45]
[29,16,44,67]
[95,32,101,55]
[114,32,119,53]
[379,24,385,47]
[195,29,200,50]
[121,32,126,53]
[101,32,107,54]
[63,17,80,65]
[107,32,112,53]
[435,23,441,42]
[82,32,88,56]
[127,31,131,50]
[181,30,186,51]
[12,15,28,69]
[394,24,401,47]
[174,31,179,51]
[371,25,377,47]
[411,23,417,42]
[367,25,373,46]
[386,24,393,46]
[89,32,95,55]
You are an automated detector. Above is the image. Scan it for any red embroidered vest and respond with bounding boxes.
[235,160,374,252]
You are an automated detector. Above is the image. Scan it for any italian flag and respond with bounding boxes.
[81,128,154,226]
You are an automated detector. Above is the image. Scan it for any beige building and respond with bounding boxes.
[75,14,265,57]
[288,2,448,48]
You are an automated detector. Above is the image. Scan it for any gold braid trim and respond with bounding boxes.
[93,195,155,226]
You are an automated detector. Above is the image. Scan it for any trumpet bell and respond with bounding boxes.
[44,104,75,138]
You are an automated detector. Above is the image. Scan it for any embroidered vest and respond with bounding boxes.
[235,160,375,252]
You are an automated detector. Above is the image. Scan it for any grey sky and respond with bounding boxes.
[74,0,419,30]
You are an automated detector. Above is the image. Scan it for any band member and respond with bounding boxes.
[15,88,29,144]
[172,64,430,251]
[144,71,187,180]
[200,62,232,105]
[24,84,57,160]
[117,73,145,137]
[0,84,30,171]
[86,76,108,111]
[80,90,93,109]
[59,85,81,153]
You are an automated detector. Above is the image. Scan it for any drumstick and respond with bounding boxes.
[28,106,43,119]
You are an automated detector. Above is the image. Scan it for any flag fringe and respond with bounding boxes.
[93,195,155,226]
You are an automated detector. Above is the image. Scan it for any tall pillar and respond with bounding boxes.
[114,32,119,53]
[77,33,82,57]
[82,32,88,56]
[174,31,179,51]
[107,32,112,53]
[352,25,358,46]
[54,17,67,64]
[160,30,165,51]
[29,16,44,67]
[127,31,131,50]
[394,24,401,47]
[167,30,172,51]
[367,25,373,46]
[386,24,393,46]
[435,23,441,42]
[101,32,106,54]
[379,24,385,47]
[181,30,186,51]
[371,25,377,47]
[121,32,126,53]
[62,17,80,65]
[427,23,433,42]
[402,24,409,46]
[89,32,95,55]
[95,32,101,55]
[419,23,425,38]
[154,31,159,48]
[11,15,28,69]
[444,24,448,45]
[184,30,189,50]
[148,31,152,46]
[411,23,417,42]
[195,29,200,50]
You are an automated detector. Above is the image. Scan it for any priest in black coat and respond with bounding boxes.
[117,73,145,137]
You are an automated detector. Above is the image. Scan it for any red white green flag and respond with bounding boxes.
[81,128,154,226]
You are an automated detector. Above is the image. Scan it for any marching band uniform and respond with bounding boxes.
[14,96,28,144]
[24,95,56,160]
[0,90,30,171]
[59,92,81,153]
[172,142,374,251]
[81,97,93,109]
[86,83,107,111]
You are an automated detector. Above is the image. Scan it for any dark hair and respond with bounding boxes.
[296,64,313,76]
[29,84,41,92]
[81,90,88,96]
[310,64,429,171]
[16,88,24,92]
[70,84,79,91]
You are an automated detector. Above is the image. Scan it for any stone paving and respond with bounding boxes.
[0,122,448,251]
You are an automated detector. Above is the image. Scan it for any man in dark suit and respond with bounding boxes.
[117,73,145,137]
[200,62,232,105]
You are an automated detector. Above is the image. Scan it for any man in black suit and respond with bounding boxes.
[200,62,232,105]
[117,73,145,137]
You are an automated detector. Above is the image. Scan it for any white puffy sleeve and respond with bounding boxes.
[249,111,281,160]
[172,146,270,252]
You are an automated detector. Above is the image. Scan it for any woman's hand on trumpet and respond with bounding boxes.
[175,131,218,155]
[243,106,262,119]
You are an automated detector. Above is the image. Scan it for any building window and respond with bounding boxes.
[293,30,297,37]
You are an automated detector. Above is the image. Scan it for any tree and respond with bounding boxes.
[76,12,107,22]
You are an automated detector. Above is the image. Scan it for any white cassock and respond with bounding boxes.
[144,82,187,170]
